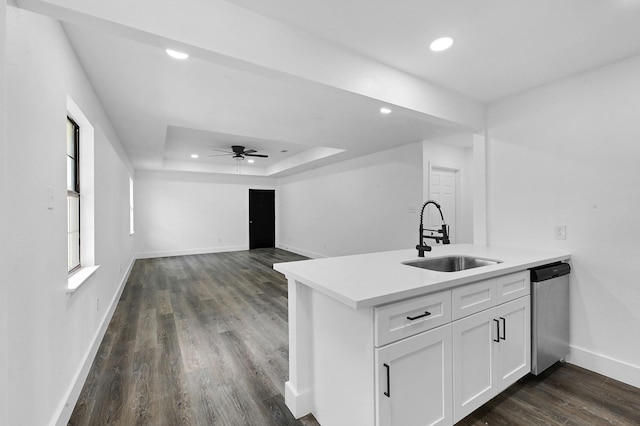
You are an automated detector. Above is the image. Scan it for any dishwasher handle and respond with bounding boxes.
[530,262,570,282]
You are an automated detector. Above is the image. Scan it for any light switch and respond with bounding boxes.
[47,187,55,209]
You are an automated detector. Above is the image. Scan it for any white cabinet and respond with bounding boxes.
[451,306,496,420]
[375,324,452,426]
[372,271,531,426]
[452,270,529,320]
[451,279,496,320]
[452,296,530,422]
[496,272,530,304]
[298,270,530,426]
[451,271,530,422]
[375,290,451,347]
[496,296,530,388]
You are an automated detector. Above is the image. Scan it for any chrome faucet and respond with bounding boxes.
[416,200,450,257]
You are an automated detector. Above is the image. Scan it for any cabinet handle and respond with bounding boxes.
[383,363,390,397]
[493,319,500,342]
[406,311,431,321]
[500,317,506,340]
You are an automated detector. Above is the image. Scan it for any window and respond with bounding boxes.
[66,96,98,292]
[67,116,80,273]
[129,177,135,235]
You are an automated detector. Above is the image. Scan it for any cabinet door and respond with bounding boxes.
[376,325,452,426]
[496,296,530,389]
[452,308,497,422]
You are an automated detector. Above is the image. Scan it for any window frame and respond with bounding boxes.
[67,116,81,273]
[129,177,135,235]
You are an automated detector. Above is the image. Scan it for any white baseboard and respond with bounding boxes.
[136,245,248,259]
[53,257,136,426]
[567,345,640,389]
[276,243,326,259]
[285,380,313,419]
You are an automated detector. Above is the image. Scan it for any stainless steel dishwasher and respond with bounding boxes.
[530,262,571,375]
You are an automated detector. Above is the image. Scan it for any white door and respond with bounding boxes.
[452,308,497,422]
[376,325,453,426]
[496,296,531,389]
[429,168,456,243]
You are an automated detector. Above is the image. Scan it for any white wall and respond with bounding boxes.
[277,142,423,258]
[0,1,8,424]
[487,56,640,387]
[135,170,276,258]
[423,136,474,244]
[4,6,135,425]
[134,141,465,261]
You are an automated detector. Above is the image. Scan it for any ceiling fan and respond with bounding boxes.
[209,145,268,160]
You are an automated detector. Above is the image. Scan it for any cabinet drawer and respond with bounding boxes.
[452,279,496,320]
[496,271,530,304]
[375,291,451,347]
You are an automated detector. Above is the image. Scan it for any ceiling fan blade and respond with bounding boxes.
[245,153,268,158]
[211,148,233,154]
[244,149,257,154]
[208,153,232,157]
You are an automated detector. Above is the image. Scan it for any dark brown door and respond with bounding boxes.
[249,189,275,249]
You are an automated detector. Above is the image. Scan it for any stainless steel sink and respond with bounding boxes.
[402,255,502,272]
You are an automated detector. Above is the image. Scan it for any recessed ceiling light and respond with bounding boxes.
[247,159,255,164]
[166,49,189,60]
[380,107,392,114]
[430,37,454,52]
[190,154,199,159]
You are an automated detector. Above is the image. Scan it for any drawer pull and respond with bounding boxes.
[383,363,391,397]
[406,311,431,321]
[493,319,500,342]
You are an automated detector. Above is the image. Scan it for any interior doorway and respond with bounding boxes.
[428,166,457,243]
[249,189,275,249]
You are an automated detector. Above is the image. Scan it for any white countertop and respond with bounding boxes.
[274,244,570,309]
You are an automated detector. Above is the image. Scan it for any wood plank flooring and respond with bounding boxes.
[69,248,320,426]
[459,362,640,425]
[69,248,640,425]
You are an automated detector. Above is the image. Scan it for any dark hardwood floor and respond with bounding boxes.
[69,248,640,425]
[458,362,640,425]
[69,248,320,426]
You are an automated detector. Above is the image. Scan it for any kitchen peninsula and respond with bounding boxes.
[274,244,570,426]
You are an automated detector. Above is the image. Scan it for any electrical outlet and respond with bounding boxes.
[554,225,567,240]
